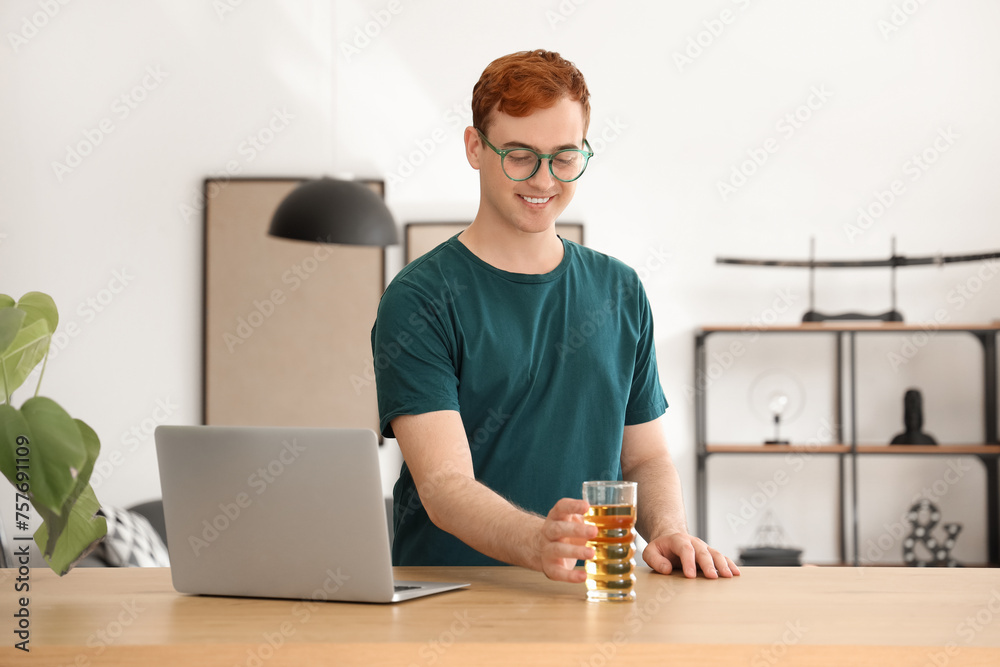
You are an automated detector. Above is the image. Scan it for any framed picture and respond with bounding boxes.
[202,177,385,438]
[404,222,584,264]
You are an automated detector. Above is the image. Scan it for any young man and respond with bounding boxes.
[371,50,738,582]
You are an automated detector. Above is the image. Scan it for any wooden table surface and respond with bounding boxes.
[3,565,1000,666]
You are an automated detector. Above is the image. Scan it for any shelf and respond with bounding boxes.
[695,322,1000,566]
[706,444,850,454]
[855,445,1000,455]
[706,444,1000,455]
[698,322,1000,333]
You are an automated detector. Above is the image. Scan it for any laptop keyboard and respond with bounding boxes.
[394,584,420,592]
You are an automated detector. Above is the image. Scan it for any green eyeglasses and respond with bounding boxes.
[476,129,594,182]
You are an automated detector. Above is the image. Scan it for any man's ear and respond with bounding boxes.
[464,126,482,170]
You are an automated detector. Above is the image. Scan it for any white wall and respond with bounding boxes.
[2,0,998,566]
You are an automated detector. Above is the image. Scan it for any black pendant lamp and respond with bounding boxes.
[268,178,399,246]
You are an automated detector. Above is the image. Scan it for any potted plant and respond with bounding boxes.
[0,291,107,575]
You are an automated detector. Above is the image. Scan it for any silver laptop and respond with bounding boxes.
[154,425,468,603]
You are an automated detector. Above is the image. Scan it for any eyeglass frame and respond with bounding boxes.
[475,128,594,182]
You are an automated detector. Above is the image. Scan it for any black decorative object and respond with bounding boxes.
[738,512,803,566]
[902,499,961,567]
[890,389,937,445]
[716,237,1000,323]
[268,178,399,246]
[765,393,790,445]
[749,370,804,445]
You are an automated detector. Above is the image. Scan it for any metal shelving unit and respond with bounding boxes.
[694,323,1000,566]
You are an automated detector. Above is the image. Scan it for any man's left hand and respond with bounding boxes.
[642,532,741,579]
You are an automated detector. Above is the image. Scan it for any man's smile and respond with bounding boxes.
[518,195,553,205]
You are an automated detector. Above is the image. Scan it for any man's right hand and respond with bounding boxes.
[393,412,598,580]
[536,498,597,583]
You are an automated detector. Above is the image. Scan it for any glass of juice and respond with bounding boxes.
[582,481,637,602]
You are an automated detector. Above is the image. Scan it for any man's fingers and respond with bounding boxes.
[645,533,740,579]
[548,497,590,520]
[544,563,588,583]
[715,554,741,578]
[545,540,594,563]
[695,547,719,578]
[540,543,592,583]
[543,518,597,542]
[642,543,674,575]
[672,539,698,578]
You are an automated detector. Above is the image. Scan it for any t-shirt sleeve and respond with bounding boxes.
[624,278,668,425]
[370,280,461,439]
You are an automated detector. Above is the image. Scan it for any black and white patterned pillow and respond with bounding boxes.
[94,506,170,567]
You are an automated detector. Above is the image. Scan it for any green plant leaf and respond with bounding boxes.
[1,401,107,575]
[16,292,58,334]
[35,484,107,576]
[0,318,51,399]
[0,403,31,490]
[0,293,57,400]
[0,307,26,360]
[34,415,103,562]
[39,416,102,552]
[0,292,106,577]
[69,417,101,494]
[16,397,90,513]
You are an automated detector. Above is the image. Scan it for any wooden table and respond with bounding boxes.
[3,565,1000,666]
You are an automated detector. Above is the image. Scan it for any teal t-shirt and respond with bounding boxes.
[371,235,667,566]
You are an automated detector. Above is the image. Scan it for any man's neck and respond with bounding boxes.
[458,218,564,275]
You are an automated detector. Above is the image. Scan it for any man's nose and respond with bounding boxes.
[528,159,557,188]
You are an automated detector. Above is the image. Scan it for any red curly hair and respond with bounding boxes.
[472,49,591,138]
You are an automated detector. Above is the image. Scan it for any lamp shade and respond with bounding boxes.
[268,178,399,246]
